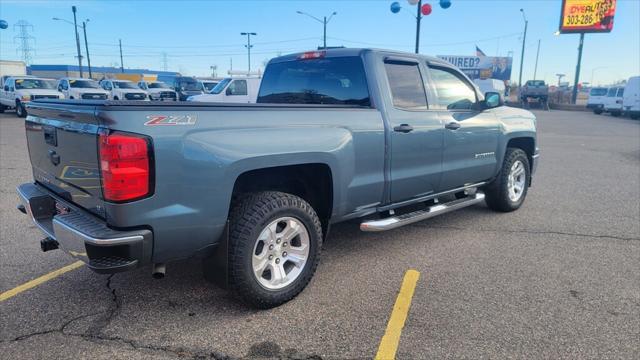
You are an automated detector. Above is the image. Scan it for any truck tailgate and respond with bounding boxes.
[25,102,106,218]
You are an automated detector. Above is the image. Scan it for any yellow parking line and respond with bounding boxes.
[0,261,84,302]
[375,269,421,360]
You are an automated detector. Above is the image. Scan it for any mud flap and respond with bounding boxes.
[202,221,229,289]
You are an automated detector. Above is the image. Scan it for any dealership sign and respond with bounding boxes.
[559,0,616,34]
[436,56,513,81]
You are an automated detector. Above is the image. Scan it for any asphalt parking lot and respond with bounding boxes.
[1,109,639,359]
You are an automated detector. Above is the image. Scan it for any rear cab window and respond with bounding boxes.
[257,56,370,106]
[383,61,428,110]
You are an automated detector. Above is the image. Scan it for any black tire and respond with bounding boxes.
[113,96,119,101]
[0,104,5,113]
[15,100,27,118]
[611,111,620,117]
[484,148,530,212]
[593,108,603,115]
[227,191,322,308]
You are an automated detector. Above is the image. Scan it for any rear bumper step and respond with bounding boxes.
[360,193,486,232]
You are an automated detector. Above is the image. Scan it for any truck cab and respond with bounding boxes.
[99,79,149,101]
[187,77,261,103]
[171,76,204,101]
[57,78,109,100]
[0,76,63,117]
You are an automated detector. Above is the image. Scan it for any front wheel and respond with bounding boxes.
[593,108,603,115]
[226,191,322,308]
[484,148,530,212]
[15,100,27,118]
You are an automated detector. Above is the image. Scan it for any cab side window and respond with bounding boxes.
[384,61,428,110]
[226,80,248,96]
[428,66,477,110]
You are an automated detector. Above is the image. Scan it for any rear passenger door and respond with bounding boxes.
[384,59,444,202]
[426,64,500,191]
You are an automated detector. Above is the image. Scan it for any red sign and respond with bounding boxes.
[559,0,616,34]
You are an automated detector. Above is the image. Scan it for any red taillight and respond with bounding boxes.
[298,51,326,60]
[99,132,151,202]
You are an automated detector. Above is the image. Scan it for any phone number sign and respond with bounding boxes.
[559,0,616,34]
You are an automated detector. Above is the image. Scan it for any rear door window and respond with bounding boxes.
[383,61,428,110]
[257,56,370,106]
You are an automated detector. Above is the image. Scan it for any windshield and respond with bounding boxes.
[69,80,101,88]
[607,88,618,97]
[526,80,545,86]
[15,79,56,90]
[113,81,138,89]
[148,82,170,89]
[617,88,624,96]
[589,88,608,96]
[257,56,371,106]
[210,78,231,94]
[202,81,218,92]
[177,79,203,91]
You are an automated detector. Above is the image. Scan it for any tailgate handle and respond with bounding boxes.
[43,126,58,146]
[48,150,60,166]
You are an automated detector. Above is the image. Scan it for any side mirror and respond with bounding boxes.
[484,92,503,109]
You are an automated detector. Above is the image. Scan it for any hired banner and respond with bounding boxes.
[436,55,513,81]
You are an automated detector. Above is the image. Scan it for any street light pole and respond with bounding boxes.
[518,8,528,90]
[82,20,92,78]
[571,33,585,104]
[533,39,540,80]
[71,6,83,77]
[415,0,422,54]
[296,11,337,49]
[241,32,256,72]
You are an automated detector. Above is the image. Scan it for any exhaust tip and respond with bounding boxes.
[152,263,166,279]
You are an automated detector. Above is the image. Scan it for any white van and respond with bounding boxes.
[623,76,640,119]
[474,78,506,99]
[604,87,624,116]
[586,87,608,114]
[187,77,261,103]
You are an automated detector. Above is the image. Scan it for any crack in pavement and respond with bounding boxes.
[409,224,640,242]
[3,274,233,359]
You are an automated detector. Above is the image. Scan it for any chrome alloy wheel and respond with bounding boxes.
[507,160,526,202]
[252,217,310,290]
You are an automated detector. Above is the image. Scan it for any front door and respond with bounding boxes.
[385,59,444,202]
[426,64,500,191]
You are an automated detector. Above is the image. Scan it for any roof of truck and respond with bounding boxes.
[270,48,450,66]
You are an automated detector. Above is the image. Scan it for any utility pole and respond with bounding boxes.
[415,0,422,54]
[571,33,585,104]
[533,39,540,80]
[13,20,35,65]
[210,65,217,78]
[71,6,83,77]
[119,39,124,73]
[296,10,337,50]
[518,8,528,90]
[556,73,565,87]
[241,32,256,73]
[82,20,92,78]
[161,52,168,71]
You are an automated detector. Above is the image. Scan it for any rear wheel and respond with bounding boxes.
[113,96,119,100]
[227,191,322,308]
[15,100,27,118]
[593,108,603,115]
[484,148,530,212]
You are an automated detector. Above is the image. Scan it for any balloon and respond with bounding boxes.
[0,20,8,30]
[407,0,420,5]
[421,3,432,15]
[440,0,452,9]
[390,2,402,13]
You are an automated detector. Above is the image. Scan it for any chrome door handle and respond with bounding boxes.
[393,124,414,133]
[445,121,461,130]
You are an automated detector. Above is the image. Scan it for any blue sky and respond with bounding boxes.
[1,0,638,85]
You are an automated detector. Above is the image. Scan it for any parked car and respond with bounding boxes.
[520,80,549,104]
[603,87,624,116]
[187,77,261,103]
[57,78,109,100]
[199,79,220,93]
[0,76,63,117]
[99,79,149,101]
[586,87,608,114]
[18,48,538,308]
[171,76,204,101]
[137,81,177,101]
[622,76,640,119]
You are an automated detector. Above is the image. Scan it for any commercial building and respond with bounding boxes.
[27,64,179,82]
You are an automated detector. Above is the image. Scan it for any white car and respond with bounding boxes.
[586,87,608,114]
[187,77,261,103]
[57,78,109,100]
[622,76,640,119]
[137,81,177,101]
[603,87,624,116]
[0,76,63,117]
[474,78,507,99]
[99,79,149,101]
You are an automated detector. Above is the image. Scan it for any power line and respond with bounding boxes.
[13,20,36,65]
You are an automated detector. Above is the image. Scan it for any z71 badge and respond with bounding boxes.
[144,115,197,126]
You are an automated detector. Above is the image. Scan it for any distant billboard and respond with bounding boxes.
[559,0,616,34]
[436,55,513,81]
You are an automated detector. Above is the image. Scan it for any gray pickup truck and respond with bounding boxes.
[17,48,539,308]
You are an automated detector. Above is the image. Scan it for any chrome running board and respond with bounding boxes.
[360,192,485,232]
